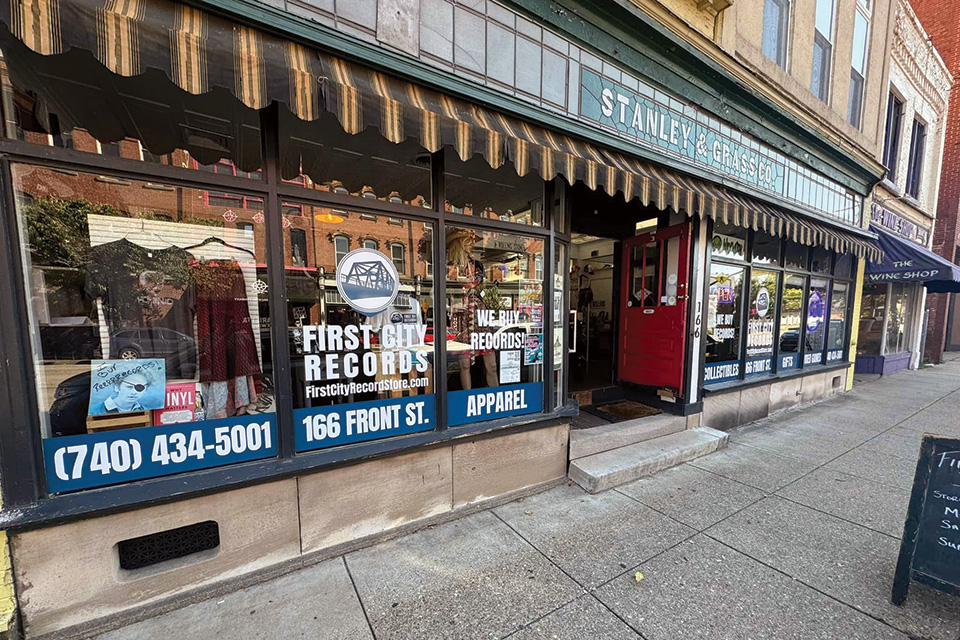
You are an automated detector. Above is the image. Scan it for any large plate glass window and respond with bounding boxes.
[885,282,913,354]
[746,270,778,377]
[13,164,277,493]
[445,227,545,425]
[778,274,806,370]
[804,278,829,365]
[827,281,849,363]
[444,156,544,226]
[705,264,744,383]
[284,205,436,451]
[858,283,887,356]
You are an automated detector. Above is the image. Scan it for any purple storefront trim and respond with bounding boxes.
[855,352,912,375]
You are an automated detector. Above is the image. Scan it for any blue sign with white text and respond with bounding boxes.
[44,413,277,493]
[704,361,740,384]
[295,394,436,452]
[447,383,544,426]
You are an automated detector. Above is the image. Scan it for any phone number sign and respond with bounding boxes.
[44,414,277,493]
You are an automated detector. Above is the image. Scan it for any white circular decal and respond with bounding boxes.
[755,287,770,318]
[336,248,400,315]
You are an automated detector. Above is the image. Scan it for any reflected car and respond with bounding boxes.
[110,328,195,360]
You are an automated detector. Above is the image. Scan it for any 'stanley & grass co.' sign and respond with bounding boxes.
[579,68,861,227]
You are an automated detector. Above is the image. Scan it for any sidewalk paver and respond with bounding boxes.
[493,483,694,588]
[776,467,911,538]
[344,511,583,640]
[615,464,765,531]
[509,595,639,640]
[94,557,372,640]
[707,497,960,640]
[594,535,909,640]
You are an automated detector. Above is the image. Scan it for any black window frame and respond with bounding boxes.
[0,111,573,527]
[882,92,904,181]
[704,221,857,391]
[905,117,927,200]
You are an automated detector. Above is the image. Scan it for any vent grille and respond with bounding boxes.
[118,521,220,571]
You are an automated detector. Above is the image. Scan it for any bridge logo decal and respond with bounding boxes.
[336,248,400,315]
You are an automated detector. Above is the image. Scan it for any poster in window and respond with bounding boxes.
[88,359,166,416]
[746,270,777,376]
[705,264,744,383]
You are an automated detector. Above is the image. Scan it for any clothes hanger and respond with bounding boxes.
[183,236,255,258]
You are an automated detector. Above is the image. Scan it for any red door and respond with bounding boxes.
[618,223,691,392]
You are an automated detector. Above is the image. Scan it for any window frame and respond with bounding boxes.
[811,0,836,102]
[847,7,870,130]
[704,221,856,390]
[762,0,791,69]
[905,117,927,200]
[0,120,571,521]
[882,91,905,182]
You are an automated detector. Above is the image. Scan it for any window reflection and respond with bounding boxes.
[445,227,545,424]
[445,155,544,226]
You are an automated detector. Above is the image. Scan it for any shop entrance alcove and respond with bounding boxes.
[567,183,688,424]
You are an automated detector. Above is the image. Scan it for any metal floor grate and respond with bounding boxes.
[118,521,220,570]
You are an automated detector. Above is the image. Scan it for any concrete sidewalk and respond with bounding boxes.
[97,361,960,640]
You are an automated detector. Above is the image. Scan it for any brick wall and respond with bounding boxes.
[907,0,960,362]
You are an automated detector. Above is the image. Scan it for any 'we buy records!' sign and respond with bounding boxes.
[892,436,960,605]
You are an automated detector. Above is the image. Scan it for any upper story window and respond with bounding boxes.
[290,228,308,268]
[882,92,905,182]
[905,118,927,199]
[848,7,870,129]
[762,0,790,68]
[811,0,835,102]
[334,235,349,265]
[391,243,406,274]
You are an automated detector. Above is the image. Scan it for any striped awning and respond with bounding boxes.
[0,0,880,261]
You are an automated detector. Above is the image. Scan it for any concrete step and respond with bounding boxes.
[569,413,686,460]
[569,427,729,494]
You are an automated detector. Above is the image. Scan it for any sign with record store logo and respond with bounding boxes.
[336,248,400,315]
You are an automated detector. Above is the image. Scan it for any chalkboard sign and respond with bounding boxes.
[892,435,960,605]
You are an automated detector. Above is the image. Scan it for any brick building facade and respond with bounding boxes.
[909,0,960,362]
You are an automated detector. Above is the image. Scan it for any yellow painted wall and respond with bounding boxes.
[847,257,866,390]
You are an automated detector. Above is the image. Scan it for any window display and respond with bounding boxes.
[705,264,744,383]
[746,270,778,376]
[858,283,887,356]
[804,278,829,365]
[886,283,913,354]
[778,275,806,370]
[284,205,436,451]
[827,282,848,362]
[14,164,276,493]
[445,227,545,425]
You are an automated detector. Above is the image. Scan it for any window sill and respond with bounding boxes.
[0,404,579,531]
[703,360,850,395]
[881,178,901,196]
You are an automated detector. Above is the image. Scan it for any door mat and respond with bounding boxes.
[591,401,662,422]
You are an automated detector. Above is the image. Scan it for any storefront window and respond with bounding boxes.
[810,248,832,274]
[284,204,436,451]
[804,278,829,365]
[445,155,544,226]
[711,224,747,261]
[858,283,887,356]
[752,231,781,265]
[278,111,432,208]
[705,264,744,383]
[784,243,808,270]
[13,164,276,493]
[745,270,778,376]
[778,275,806,370]
[445,227,545,425]
[835,253,855,279]
[554,244,567,409]
[885,283,912,354]
[827,281,848,363]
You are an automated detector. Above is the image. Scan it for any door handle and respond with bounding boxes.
[676,295,689,300]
